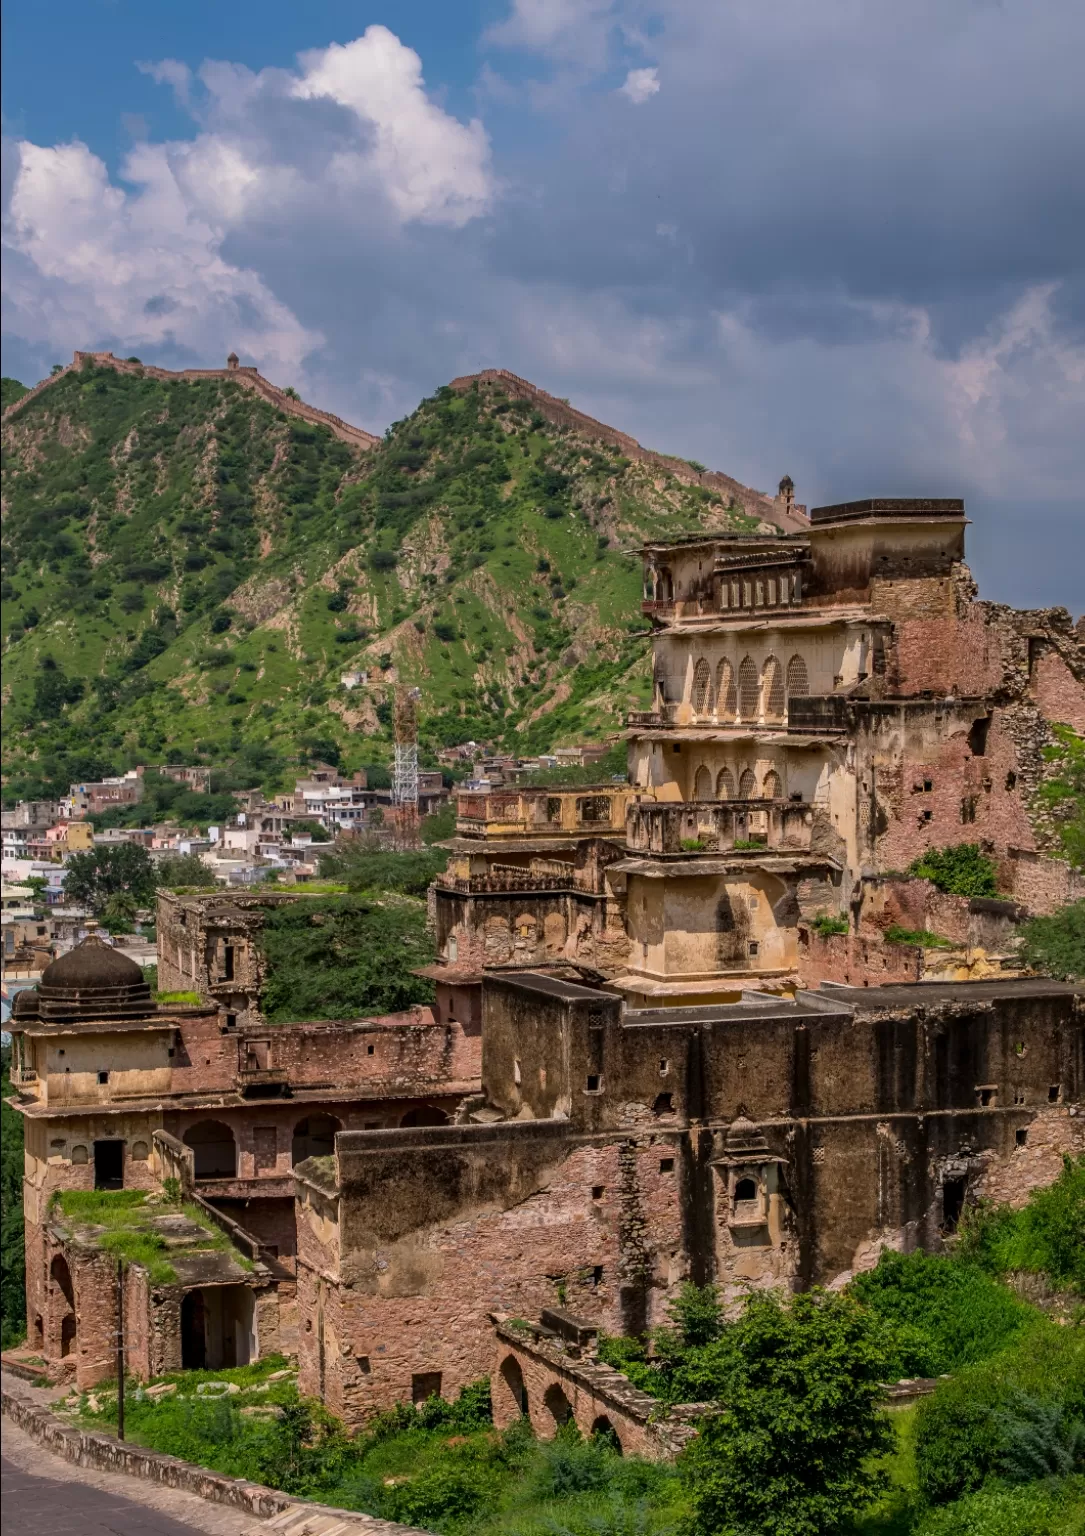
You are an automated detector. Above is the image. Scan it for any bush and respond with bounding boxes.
[907,843,999,897]
[957,1155,1085,1295]
[1017,901,1085,981]
[914,1327,1085,1505]
[914,1476,1085,1536]
[850,1249,1037,1376]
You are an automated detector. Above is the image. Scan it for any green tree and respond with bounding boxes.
[155,852,217,889]
[1017,901,1085,982]
[680,1291,892,1536]
[908,843,999,897]
[63,843,157,912]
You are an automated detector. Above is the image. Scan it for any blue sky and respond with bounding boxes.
[2,0,1082,609]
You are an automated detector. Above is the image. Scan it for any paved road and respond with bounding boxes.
[2,1454,218,1533]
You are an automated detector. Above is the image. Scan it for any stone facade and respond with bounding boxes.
[295,969,1083,1428]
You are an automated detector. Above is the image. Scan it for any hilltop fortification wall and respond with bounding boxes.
[449,367,810,534]
[1,351,381,452]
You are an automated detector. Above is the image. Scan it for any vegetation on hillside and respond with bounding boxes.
[1017,901,1085,982]
[0,1047,26,1348]
[907,844,999,899]
[2,366,759,799]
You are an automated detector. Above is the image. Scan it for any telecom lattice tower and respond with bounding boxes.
[392,686,421,846]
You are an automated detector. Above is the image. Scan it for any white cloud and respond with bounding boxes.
[292,28,492,226]
[136,58,192,107]
[619,67,659,104]
[2,137,321,375]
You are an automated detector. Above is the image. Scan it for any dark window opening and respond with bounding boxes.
[672,744,682,754]
[1015,1128,1029,1147]
[366,1044,375,1055]
[97,1070,109,1085]
[921,809,933,822]
[1005,771,1018,791]
[961,796,977,824]
[653,1092,675,1115]
[592,1265,604,1286]
[94,1139,125,1191]
[748,941,760,957]
[586,1074,601,1092]
[225,1013,237,1032]
[660,1157,675,1173]
[223,944,235,981]
[1049,1085,1062,1103]
[967,716,991,757]
[976,1087,997,1108]
[942,1177,967,1232]
[659,1058,670,1076]
[923,779,933,792]
[592,1185,605,1200]
[734,1177,758,1203]
[357,1355,371,1374]
[412,1372,442,1404]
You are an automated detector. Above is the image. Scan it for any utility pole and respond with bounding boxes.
[116,1257,125,1440]
[391,685,421,849]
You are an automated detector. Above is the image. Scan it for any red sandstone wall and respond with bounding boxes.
[296,1138,684,1427]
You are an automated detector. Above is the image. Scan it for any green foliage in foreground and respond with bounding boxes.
[1,1048,26,1348]
[913,1326,1085,1506]
[1017,900,1085,981]
[956,1155,1085,1295]
[257,893,435,1022]
[850,1249,1038,1376]
[885,927,955,950]
[912,1476,1085,1536]
[907,844,999,898]
[81,1374,685,1536]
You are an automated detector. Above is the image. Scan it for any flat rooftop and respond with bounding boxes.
[821,977,1082,1009]
[810,497,965,525]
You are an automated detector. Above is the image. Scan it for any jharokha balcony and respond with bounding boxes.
[625,799,815,857]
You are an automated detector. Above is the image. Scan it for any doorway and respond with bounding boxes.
[94,1140,125,1190]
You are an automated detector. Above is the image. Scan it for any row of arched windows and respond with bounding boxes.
[688,654,808,721]
[693,766,782,801]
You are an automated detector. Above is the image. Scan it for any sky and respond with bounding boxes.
[2,0,1083,610]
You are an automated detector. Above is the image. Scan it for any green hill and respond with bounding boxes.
[1,360,768,798]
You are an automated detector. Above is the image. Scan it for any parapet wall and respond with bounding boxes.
[2,351,380,451]
[449,368,809,533]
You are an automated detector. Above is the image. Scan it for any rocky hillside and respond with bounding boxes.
[1,356,791,796]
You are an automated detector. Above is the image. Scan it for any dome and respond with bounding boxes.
[36,935,153,1023]
[11,987,40,1020]
[42,936,144,991]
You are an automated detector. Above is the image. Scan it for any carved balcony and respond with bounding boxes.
[625,799,814,857]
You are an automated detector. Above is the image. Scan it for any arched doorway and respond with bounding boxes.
[693,765,712,801]
[51,1255,76,1359]
[181,1289,207,1369]
[591,1416,623,1453]
[500,1354,529,1418]
[542,1382,573,1433]
[400,1105,449,1127]
[183,1120,237,1179]
[292,1113,341,1165]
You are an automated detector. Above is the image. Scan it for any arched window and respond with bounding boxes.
[691,658,713,715]
[292,1113,341,1165]
[716,768,736,799]
[738,769,757,799]
[543,1382,573,1431]
[693,766,713,801]
[762,656,785,720]
[400,1105,450,1127]
[716,660,737,720]
[657,569,674,603]
[762,769,782,800]
[183,1120,237,1179]
[734,1176,759,1204]
[51,1254,74,1309]
[737,656,759,720]
[786,655,809,703]
[653,662,669,707]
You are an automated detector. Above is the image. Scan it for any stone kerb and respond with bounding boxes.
[491,1318,706,1460]
[1,1384,430,1535]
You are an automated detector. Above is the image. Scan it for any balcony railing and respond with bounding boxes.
[625,799,814,856]
[455,787,626,838]
[435,870,577,895]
